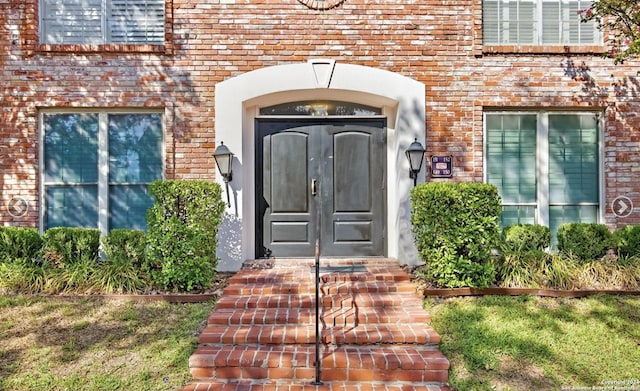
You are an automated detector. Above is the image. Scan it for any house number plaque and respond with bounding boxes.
[430,155,453,178]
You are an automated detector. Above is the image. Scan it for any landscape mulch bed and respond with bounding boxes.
[10,268,639,303]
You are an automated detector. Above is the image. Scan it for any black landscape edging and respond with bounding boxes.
[423,287,640,298]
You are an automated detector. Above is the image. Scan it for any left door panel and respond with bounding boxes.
[257,123,318,257]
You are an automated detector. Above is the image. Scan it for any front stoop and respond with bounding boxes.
[184,259,451,391]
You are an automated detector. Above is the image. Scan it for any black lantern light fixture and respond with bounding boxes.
[213,141,234,207]
[405,138,425,187]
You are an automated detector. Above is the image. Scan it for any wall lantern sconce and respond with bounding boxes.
[213,141,234,207]
[405,138,425,187]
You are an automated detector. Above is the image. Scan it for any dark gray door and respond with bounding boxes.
[256,118,386,258]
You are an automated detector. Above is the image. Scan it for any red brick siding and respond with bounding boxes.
[1,0,639,228]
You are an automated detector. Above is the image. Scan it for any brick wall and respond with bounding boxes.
[1,0,640,228]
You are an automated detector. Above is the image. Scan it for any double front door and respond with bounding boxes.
[256,118,386,258]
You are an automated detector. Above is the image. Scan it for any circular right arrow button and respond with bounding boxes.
[612,196,633,218]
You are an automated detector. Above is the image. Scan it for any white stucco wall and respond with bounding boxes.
[214,60,426,270]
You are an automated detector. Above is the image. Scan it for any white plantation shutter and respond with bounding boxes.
[483,0,500,44]
[41,0,103,44]
[40,0,164,44]
[483,0,536,44]
[483,0,599,45]
[109,0,165,44]
[542,0,595,44]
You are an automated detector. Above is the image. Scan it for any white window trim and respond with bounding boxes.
[39,108,165,234]
[483,110,605,228]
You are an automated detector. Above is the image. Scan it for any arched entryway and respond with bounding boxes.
[214,60,425,271]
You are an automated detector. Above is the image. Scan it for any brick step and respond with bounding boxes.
[184,381,453,391]
[223,280,419,295]
[184,259,449,391]
[228,267,410,285]
[242,258,403,269]
[199,323,441,345]
[189,345,449,383]
[207,307,432,326]
[215,292,423,310]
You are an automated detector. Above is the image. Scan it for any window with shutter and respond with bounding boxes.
[485,112,601,241]
[483,0,600,45]
[40,0,165,45]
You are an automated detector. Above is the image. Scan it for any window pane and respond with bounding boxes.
[483,0,536,44]
[108,114,163,183]
[483,0,599,45]
[45,185,98,229]
[41,0,103,44]
[541,0,598,44]
[549,114,598,203]
[108,0,165,44]
[483,0,500,43]
[260,101,381,116]
[549,204,598,245]
[501,205,536,227]
[109,185,154,230]
[486,114,537,204]
[44,113,99,183]
[40,0,164,44]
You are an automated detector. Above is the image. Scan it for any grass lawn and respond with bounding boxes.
[425,295,640,391]
[0,295,215,391]
[2,293,639,391]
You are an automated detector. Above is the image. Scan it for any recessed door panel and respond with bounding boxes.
[333,132,371,212]
[256,118,386,258]
[270,132,309,213]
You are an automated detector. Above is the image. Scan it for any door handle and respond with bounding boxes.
[311,179,317,196]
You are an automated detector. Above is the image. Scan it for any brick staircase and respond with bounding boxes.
[184,259,450,391]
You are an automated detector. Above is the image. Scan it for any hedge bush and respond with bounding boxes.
[614,225,640,258]
[101,229,147,268]
[411,182,501,288]
[42,227,100,266]
[145,180,226,292]
[501,224,551,254]
[0,226,43,263]
[557,223,615,263]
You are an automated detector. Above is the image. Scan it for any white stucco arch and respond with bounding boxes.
[214,60,426,270]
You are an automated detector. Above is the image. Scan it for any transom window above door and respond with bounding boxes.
[259,101,382,116]
[482,0,601,45]
[39,0,165,45]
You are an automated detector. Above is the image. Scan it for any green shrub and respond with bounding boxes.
[575,260,640,290]
[0,226,43,263]
[501,224,551,253]
[614,225,640,258]
[497,250,547,288]
[556,223,615,263]
[145,180,226,292]
[411,182,501,288]
[95,229,148,294]
[44,256,96,293]
[42,227,100,267]
[537,253,579,290]
[0,261,48,293]
[101,229,147,268]
[90,258,148,294]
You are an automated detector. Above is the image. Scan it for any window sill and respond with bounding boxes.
[37,43,167,54]
[483,45,607,56]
